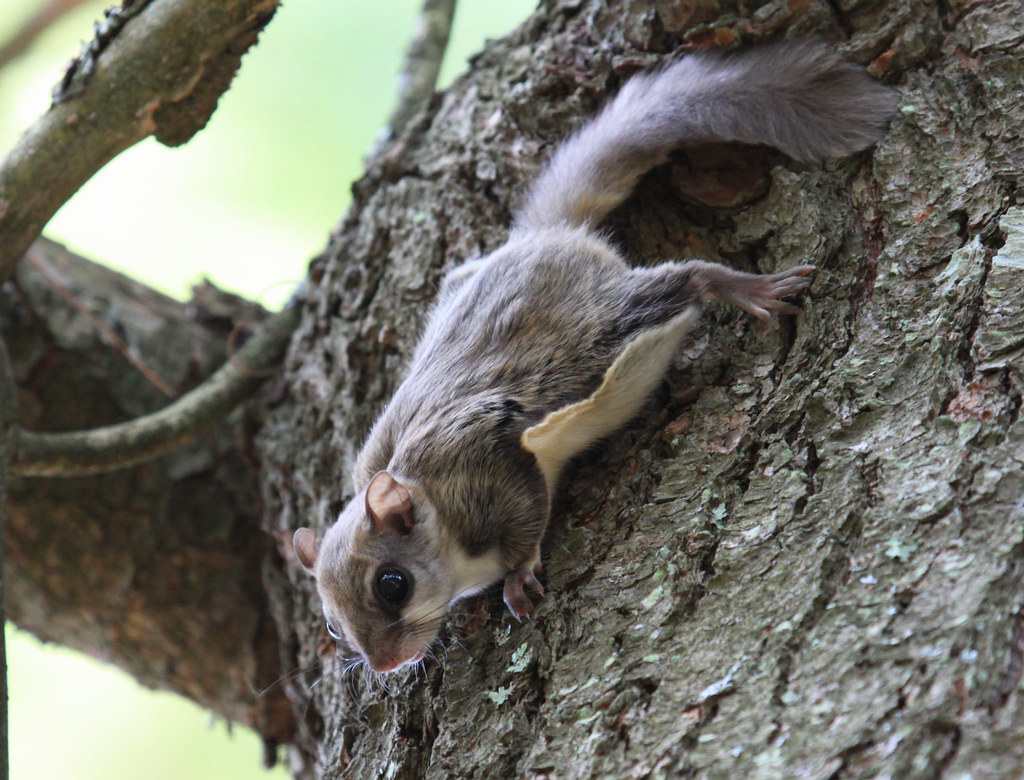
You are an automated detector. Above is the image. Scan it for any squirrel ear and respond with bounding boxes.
[365,471,415,536]
[293,527,318,572]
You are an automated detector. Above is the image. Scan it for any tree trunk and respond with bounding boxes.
[8,0,1024,777]
[262,0,1024,776]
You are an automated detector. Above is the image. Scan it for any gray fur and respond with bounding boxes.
[297,41,897,671]
[517,39,898,230]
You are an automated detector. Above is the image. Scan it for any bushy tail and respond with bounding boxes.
[514,40,898,231]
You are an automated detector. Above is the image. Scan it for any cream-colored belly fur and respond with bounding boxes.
[521,305,700,489]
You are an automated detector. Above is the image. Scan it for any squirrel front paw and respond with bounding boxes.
[503,562,545,619]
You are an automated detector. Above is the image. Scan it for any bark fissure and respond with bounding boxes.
[767,509,865,743]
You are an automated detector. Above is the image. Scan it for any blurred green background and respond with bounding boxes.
[1,0,534,776]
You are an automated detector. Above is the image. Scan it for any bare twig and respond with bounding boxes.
[373,0,456,155]
[0,337,16,780]
[11,302,300,477]
[0,0,93,72]
[0,0,280,282]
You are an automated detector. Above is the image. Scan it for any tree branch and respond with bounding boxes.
[4,239,295,754]
[0,0,280,281]
[11,294,300,477]
[373,0,456,155]
[0,0,93,72]
[25,244,177,397]
[0,337,15,780]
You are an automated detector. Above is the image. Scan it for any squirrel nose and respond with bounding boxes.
[371,655,401,673]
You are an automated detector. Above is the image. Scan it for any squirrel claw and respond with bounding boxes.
[503,562,545,619]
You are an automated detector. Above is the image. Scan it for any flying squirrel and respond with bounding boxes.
[293,40,897,673]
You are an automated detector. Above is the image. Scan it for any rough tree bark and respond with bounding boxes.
[5,0,1024,778]
[3,240,294,753]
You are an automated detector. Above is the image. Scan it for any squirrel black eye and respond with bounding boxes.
[325,621,343,641]
[374,567,412,608]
